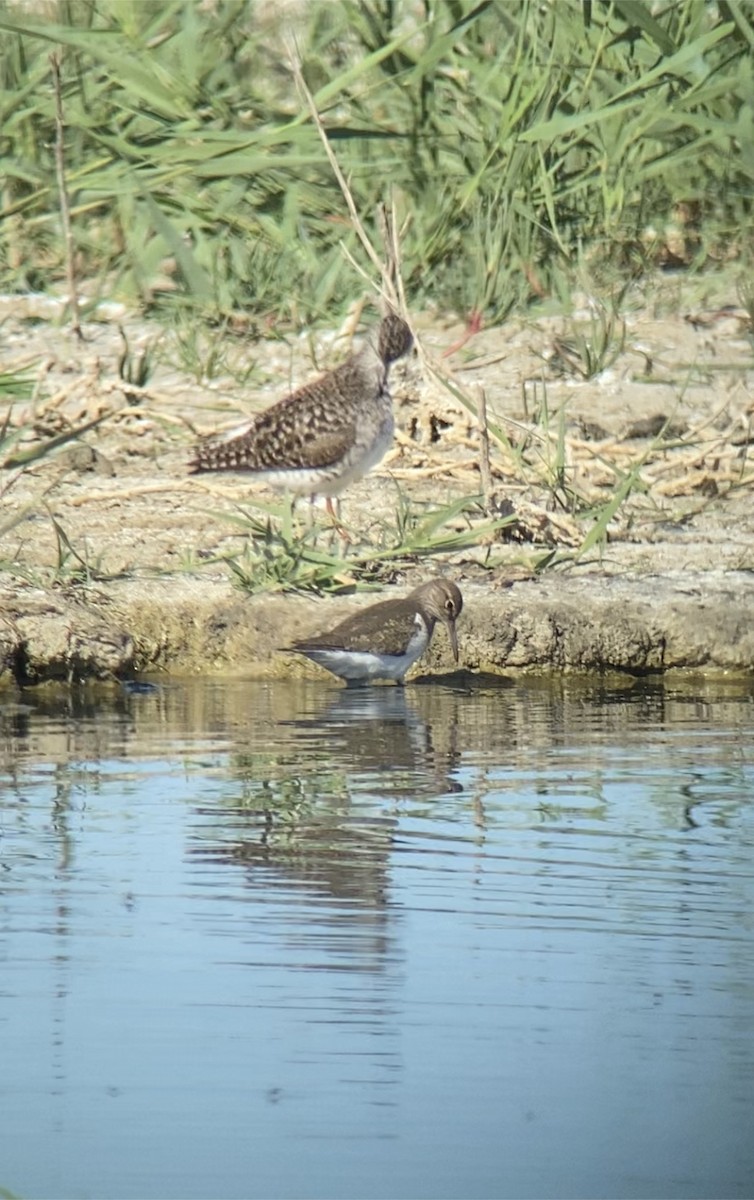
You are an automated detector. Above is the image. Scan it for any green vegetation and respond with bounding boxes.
[1,0,752,599]
[205,492,521,595]
[1,0,751,325]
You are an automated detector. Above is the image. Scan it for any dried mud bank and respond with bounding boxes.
[2,284,753,688]
[1,570,753,689]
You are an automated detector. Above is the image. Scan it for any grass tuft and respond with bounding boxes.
[202,490,520,596]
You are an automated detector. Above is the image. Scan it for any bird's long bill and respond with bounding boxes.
[446,618,459,663]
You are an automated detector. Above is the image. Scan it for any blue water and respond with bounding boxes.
[1,676,753,1199]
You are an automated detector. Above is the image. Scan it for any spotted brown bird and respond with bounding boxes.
[189,312,413,517]
[286,578,463,687]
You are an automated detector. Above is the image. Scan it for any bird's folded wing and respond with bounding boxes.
[300,607,417,657]
[249,398,356,469]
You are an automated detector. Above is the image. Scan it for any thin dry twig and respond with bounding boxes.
[476,385,493,508]
[66,481,191,507]
[387,459,481,480]
[287,38,401,315]
[50,51,83,341]
[378,197,411,318]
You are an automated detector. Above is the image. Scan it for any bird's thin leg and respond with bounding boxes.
[284,491,308,539]
[322,495,352,543]
[300,493,318,530]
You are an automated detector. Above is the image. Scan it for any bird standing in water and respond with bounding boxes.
[286,578,463,688]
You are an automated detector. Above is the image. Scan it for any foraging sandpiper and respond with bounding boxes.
[286,577,463,688]
[189,312,413,516]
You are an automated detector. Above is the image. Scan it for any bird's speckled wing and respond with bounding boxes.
[190,353,387,473]
[292,600,422,658]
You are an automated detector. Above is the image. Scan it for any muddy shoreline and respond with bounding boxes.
[1,284,753,688]
[2,568,753,688]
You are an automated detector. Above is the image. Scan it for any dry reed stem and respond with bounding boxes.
[388,459,482,480]
[476,385,493,507]
[50,51,82,341]
[288,40,401,317]
[66,482,193,507]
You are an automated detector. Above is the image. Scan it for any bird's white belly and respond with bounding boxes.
[306,620,429,683]
[227,413,394,498]
[316,413,394,496]
[250,466,343,495]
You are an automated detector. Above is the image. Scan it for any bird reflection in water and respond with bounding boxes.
[187,685,465,908]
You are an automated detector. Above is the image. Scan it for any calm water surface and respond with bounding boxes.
[1,675,753,1200]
